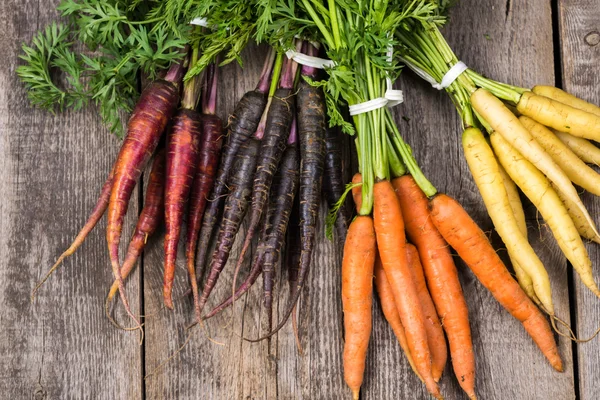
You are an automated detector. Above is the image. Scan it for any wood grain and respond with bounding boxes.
[558,1,600,399]
[0,1,142,399]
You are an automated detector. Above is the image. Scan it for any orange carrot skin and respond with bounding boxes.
[373,181,440,398]
[430,193,563,372]
[106,79,179,312]
[406,243,447,382]
[342,216,376,399]
[163,109,203,309]
[394,175,475,397]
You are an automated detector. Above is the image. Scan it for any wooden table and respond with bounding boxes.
[1,0,598,398]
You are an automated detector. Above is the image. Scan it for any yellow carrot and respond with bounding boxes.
[554,131,600,166]
[491,132,600,297]
[532,86,600,117]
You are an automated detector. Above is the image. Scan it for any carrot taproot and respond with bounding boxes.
[342,215,376,400]
[373,254,421,381]
[393,175,475,399]
[406,244,447,382]
[554,131,600,166]
[471,88,596,237]
[429,193,563,371]
[106,63,182,327]
[106,149,166,307]
[163,109,202,310]
[491,132,600,298]
[234,57,297,278]
[373,180,440,399]
[197,138,261,314]
[498,164,540,305]
[552,183,600,244]
[516,91,600,141]
[286,198,302,352]
[261,141,300,334]
[462,127,554,315]
[520,116,600,197]
[193,51,273,278]
[32,168,114,298]
[532,86,600,117]
[185,63,224,321]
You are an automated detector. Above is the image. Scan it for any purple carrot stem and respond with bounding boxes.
[287,116,298,145]
[256,47,277,94]
[301,42,320,79]
[202,61,219,115]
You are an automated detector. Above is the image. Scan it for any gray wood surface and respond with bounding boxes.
[558,1,600,399]
[0,1,143,399]
[0,0,597,399]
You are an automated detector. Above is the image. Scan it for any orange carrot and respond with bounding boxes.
[373,254,422,381]
[430,193,563,372]
[373,180,441,398]
[406,243,447,382]
[394,175,475,398]
[342,215,376,400]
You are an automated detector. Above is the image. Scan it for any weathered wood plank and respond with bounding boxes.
[558,1,600,399]
[365,0,576,398]
[0,1,142,399]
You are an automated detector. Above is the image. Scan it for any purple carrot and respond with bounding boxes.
[163,53,205,310]
[197,138,261,315]
[185,63,224,323]
[286,198,302,352]
[106,60,183,329]
[193,49,275,281]
[105,148,166,317]
[232,55,299,280]
[248,44,326,341]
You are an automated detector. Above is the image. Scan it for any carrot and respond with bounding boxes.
[491,132,600,297]
[405,244,447,382]
[430,193,563,372]
[393,175,475,399]
[185,64,224,321]
[261,142,300,334]
[247,55,327,341]
[32,169,114,298]
[106,149,166,308]
[373,180,440,398]
[462,127,554,315]
[520,116,600,197]
[516,91,600,141]
[286,199,302,351]
[531,86,600,117]
[554,131,600,166]
[106,63,182,327]
[193,51,273,279]
[197,138,261,315]
[373,254,421,381]
[471,88,596,236]
[552,183,600,244]
[234,57,297,278]
[498,164,540,305]
[163,109,202,310]
[342,215,376,400]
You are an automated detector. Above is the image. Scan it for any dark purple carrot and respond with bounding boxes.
[193,49,275,279]
[324,126,350,243]
[106,61,183,328]
[248,45,326,341]
[233,56,298,279]
[197,138,261,315]
[163,53,205,310]
[32,168,114,299]
[261,141,300,335]
[105,148,166,319]
[185,63,223,323]
[205,138,299,322]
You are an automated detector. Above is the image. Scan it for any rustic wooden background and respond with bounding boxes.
[1,0,599,398]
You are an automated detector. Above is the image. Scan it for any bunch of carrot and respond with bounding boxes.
[397,14,600,338]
